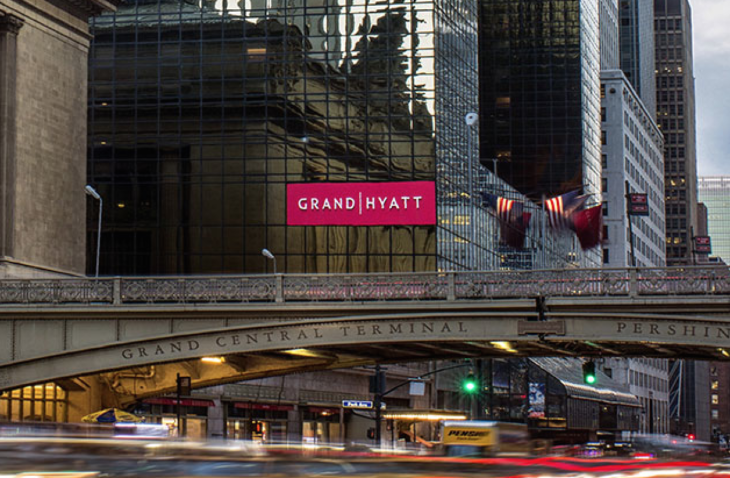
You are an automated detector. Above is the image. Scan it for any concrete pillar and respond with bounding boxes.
[0,12,23,259]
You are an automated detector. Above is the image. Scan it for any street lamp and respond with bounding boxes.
[261,248,277,274]
[465,112,478,269]
[85,185,102,278]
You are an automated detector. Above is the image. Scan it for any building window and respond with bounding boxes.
[712,380,720,390]
[712,394,719,405]
[712,409,719,420]
[603,248,609,264]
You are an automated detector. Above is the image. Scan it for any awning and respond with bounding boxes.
[382,409,468,421]
[144,398,215,407]
[531,358,640,407]
[234,402,294,411]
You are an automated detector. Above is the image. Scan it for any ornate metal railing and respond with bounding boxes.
[0,267,728,305]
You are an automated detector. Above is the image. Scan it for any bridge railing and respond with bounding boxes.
[0,267,727,305]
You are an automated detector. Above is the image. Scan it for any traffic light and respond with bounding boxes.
[462,372,478,393]
[582,361,597,385]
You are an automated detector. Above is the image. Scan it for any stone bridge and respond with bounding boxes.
[0,267,729,405]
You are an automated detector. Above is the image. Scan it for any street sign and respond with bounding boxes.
[342,400,373,409]
[409,380,425,396]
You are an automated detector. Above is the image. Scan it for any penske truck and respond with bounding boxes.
[439,420,532,457]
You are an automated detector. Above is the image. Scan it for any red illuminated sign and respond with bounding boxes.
[628,193,649,216]
[694,235,712,254]
[287,181,436,226]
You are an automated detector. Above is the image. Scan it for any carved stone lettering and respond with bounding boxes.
[116,319,471,361]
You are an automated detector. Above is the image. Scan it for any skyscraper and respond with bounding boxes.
[619,0,657,117]
[654,0,698,266]
[479,0,603,203]
[600,69,665,268]
[87,0,482,274]
[698,177,730,264]
[478,0,603,267]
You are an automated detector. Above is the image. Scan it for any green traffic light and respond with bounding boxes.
[582,361,597,385]
[463,373,478,393]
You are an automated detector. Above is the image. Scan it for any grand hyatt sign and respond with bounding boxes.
[287,181,436,226]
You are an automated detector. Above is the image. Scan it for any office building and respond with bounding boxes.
[619,0,657,117]
[654,0,698,266]
[709,362,730,443]
[87,0,583,275]
[478,0,603,267]
[600,70,665,268]
[698,177,730,264]
[655,0,709,442]
[597,3,668,435]
[600,0,620,70]
[87,0,478,274]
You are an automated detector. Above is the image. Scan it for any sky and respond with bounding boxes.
[690,0,730,177]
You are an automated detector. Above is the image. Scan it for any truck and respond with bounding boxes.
[439,420,533,457]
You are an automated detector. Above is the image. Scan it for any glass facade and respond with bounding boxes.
[698,177,730,264]
[478,0,601,202]
[619,0,656,117]
[478,0,602,267]
[475,358,640,439]
[88,0,482,274]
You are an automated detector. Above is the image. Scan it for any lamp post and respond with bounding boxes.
[261,248,277,274]
[85,185,102,278]
[465,112,478,269]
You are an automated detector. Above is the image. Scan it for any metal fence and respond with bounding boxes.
[0,267,728,305]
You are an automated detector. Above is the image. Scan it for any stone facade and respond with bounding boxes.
[0,0,118,278]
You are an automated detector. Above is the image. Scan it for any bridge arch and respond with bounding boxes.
[3,309,730,399]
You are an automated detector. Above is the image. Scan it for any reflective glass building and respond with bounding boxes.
[699,177,730,265]
[619,0,656,117]
[87,0,483,274]
[478,0,602,204]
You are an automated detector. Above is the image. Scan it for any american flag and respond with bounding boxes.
[481,192,531,249]
[481,192,517,223]
[544,190,587,230]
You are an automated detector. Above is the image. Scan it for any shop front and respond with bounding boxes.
[226,402,293,443]
[135,397,215,439]
[302,406,342,444]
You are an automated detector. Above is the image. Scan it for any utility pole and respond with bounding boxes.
[625,180,637,267]
[372,365,385,446]
[371,361,474,447]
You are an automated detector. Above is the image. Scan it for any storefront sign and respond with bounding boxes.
[144,398,215,407]
[287,181,436,226]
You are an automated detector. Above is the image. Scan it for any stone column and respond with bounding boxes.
[0,12,24,259]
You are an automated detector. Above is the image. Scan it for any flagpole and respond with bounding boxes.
[541,195,546,269]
